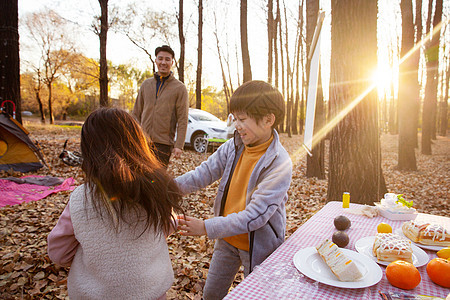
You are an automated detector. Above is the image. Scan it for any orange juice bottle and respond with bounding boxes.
[343,192,350,208]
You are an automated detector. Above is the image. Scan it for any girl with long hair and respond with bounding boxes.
[48,107,183,299]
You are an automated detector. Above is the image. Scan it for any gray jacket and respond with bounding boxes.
[175,130,292,271]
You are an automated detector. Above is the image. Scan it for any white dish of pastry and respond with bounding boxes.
[355,236,429,267]
[293,247,382,289]
[395,228,446,251]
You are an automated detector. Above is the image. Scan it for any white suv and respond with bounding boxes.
[183,108,228,153]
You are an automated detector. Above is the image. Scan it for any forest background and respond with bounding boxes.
[2,0,447,201]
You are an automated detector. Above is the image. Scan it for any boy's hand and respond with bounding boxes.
[177,215,207,236]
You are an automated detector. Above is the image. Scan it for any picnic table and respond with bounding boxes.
[225,201,450,299]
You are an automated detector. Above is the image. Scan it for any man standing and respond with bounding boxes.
[132,45,189,167]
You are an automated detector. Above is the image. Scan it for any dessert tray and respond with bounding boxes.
[374,193,418,221]
[375,204,418,221]
[293,247,382,289]
[395,228,445,251]
[355,236,429,267]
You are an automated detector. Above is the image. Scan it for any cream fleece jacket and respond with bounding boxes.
[67,185,174,299]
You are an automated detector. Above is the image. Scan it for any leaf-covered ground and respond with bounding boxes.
[1,124,449,299]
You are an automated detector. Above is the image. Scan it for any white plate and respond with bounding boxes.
[355,236,429,267]
[395,228,445,251]
[293,247,382,289]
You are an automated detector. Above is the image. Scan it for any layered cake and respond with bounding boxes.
[402,221,450,247]
[372,233,413,263]
[316,239,363,282]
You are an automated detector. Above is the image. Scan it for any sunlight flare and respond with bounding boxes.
[293,18,449,166]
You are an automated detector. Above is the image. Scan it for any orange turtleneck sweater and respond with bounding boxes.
[223,135,274,251]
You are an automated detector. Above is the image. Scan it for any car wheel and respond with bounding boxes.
[192,133,207,153]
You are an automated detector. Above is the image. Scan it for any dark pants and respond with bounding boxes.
[153,143,172,168]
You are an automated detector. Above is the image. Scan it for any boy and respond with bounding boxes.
[176,80,292,299]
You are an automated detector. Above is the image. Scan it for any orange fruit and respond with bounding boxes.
[426,258,450,288]
[386,260,421,290]
[377,222,392,233]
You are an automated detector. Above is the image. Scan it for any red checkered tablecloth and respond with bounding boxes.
[225,201,450,299]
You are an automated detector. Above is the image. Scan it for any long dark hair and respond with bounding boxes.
[80,107,182,235]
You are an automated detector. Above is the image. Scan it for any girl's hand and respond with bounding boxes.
[177,215,207,236]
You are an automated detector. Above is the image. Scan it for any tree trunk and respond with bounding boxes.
[283,1,291,137]
[411,0,423,148]
[278,1,285,133]
[178,0,185,83]
[292,0,304,136]
[47,82,54,124]
[422,0,442,155]
[305,0,325,179]
[328,0,386,204]
[224,50,234,94]
[0,0,21,123]
[439,64,449,136]
[388,79,397,134]
[195,0,203,109]
[267,0,274,84]
[98,0,109,107]
[397,0,418,170]
[35,91,45,123]
[240,0,252,83]
[213,15,230,113]
[235,44,241,87]
[274,0,279,89]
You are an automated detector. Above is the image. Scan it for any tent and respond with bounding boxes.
[0,111,46,172]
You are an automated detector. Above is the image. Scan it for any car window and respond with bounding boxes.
[190,111,221,122]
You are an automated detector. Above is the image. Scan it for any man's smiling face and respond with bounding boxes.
[155,51,174,77]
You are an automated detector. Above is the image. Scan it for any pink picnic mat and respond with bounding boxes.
[0,175,76,207]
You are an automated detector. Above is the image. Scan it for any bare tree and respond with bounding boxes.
[115,4,177,74]
[277,0,285,133]
[282,0,292,137]
[292,0,305,135]
[267,0,274,84]
[30,68,46,123]
[328,0,386,204]
[388,28,400,135]
[410,0,423,147]
[224,34,235,95]
[213,13,231,113]
[240,0,252,82]
[177,0,185,83]
[274,0,280,89]
[97,0,109,107]
[195,0,203,109]
[0,0,21,123]
[24,10,76,124]
[397,0,418,170]
[235,43,241,87]
[305,0,325,179]
[422,0,443,154]
[439,56,449,136]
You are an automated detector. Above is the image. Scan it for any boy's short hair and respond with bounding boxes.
[155,45,175,59]
[230,80,285,128]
